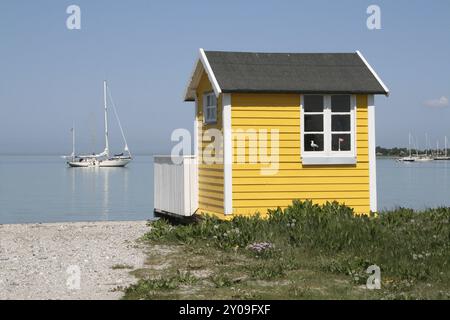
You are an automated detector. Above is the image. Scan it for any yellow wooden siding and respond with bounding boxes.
[196,71,224,214]
[230,93,371,216]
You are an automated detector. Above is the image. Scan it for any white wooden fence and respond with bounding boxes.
[153,155,198,217]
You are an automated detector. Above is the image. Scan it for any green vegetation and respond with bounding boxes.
[376,146,409,157]
[376,146,449,157]
[123,200,450,300]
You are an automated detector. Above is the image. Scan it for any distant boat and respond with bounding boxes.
[398,156,416,162]
[398,133,417,162]
[417,133,434,161]
[434,136,450,160]
[415,156,433,162]
[63,81,132,168]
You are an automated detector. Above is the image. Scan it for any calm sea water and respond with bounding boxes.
[377,158,450,211]
[1,156,450,224]
[0,155,154,224]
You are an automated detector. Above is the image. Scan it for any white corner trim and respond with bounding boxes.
[356,50,390,96]
[199,48,222,98]
[193,97,200,212]
[194,96,199,157]
[368,95,378,212]
[222,93,232,215]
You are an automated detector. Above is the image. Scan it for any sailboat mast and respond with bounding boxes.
[444,136,447,158]
[408,133,412,157]
[72,123,75,161]
[415,136,419,157]
[103,80,110,158]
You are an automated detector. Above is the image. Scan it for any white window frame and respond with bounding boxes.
[203,92,217,124]
[300,94,357,165]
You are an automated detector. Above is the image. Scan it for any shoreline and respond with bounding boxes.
[0,218,156,227]
[0,220,149,300]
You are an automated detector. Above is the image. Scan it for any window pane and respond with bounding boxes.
[304,115,323,132]
[331,95,351,112]
[332,115,350,131]
[304,134,324,151]
[332,134,351,151]
[206,94,216,107]
[304,95,324,112]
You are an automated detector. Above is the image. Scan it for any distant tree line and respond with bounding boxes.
[376,146,449,157]
[376,146,408,157]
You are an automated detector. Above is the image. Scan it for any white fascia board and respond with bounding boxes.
[356,50,390,96]
[199,48,222,98]
[194,96,199,157]
[368,95,378,213]
[222,93,232,215]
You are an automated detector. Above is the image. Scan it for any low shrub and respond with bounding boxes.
[124,270,198,299]
[144,200,450,282]
[210,274,233,288]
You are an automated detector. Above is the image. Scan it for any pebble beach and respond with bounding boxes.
[0,221,149,300]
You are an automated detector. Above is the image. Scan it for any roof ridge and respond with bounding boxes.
[204,50,358,55]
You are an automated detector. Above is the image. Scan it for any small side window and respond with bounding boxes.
[204,93,217,124]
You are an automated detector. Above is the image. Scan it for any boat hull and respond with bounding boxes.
[67,160,97,167]
[98,158,131,167]
[67,158,131,168]
[415,157,433,162]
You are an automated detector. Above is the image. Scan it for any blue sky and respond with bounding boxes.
[0,0,449,154]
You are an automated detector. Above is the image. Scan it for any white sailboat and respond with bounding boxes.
[398,133,416,162]
[434,136,450,160]
[64,81,132,168]
[415,133,433,162]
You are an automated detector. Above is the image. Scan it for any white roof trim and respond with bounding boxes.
[356,50,390,96]
[184,49,222,101]
[199,48,222,97]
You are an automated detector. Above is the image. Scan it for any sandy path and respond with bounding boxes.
[0,221,149,300]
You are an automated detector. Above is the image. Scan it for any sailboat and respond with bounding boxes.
[434,136,450,160]
[415,133,433,162]
[64,81,132,168]
[398,133,416,162]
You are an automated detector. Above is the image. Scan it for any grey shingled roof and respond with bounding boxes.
[204,51,388,95]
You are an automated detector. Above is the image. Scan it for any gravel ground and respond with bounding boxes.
[0,221,149,300]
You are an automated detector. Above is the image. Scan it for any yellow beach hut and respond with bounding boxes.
[154,49,389,219]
